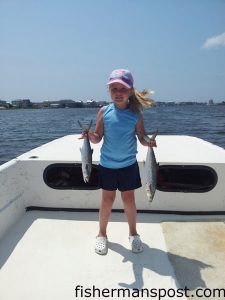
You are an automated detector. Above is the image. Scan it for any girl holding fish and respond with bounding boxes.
[88,69,156,255]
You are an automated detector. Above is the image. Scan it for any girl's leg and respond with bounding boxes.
[121,190,138,236]
[121,190,143,253]
[98,189,116,237]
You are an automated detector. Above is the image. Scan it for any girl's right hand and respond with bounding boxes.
[88,131,102,144]
[78,130,88,139]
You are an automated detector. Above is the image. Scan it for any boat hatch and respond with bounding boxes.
[157,165,218,193]
[43,163,99,190]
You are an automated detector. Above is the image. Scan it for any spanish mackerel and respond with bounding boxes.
[78,120,93,183]
[144,131,158,202]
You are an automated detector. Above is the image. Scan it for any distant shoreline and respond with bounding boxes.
[0,99,225,110]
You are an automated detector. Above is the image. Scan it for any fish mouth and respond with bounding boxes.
[146,184,155,201]
[84,176,90,183]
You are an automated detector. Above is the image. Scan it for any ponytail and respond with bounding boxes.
[128,89,154,113]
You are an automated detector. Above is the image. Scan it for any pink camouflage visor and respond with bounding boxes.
[107,69,134,89]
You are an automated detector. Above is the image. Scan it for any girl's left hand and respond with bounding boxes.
[147,139,157,148]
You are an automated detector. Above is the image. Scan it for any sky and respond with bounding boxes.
[0,0,225,103]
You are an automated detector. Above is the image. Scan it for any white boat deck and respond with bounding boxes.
[0,210,225,300]
[1,135,225,299]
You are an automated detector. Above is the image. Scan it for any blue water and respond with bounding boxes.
[0,105,224,165]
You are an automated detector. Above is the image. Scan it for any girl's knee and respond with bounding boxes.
[103,197,115,205]
[121,190,135,201]
[102,190,116,203]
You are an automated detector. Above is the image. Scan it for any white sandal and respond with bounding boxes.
[95,236,108,255]
[129,235,143,253]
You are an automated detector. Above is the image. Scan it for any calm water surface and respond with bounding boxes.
[0,105,224,165]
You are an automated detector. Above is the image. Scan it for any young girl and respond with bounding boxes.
[88,69,156,255]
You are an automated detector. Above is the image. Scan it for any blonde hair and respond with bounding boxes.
[128,89,154,113]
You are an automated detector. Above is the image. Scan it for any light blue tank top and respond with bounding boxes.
[100,103,139,169]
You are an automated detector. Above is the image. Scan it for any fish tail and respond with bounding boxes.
[87,120,93,131]
[77,120,83,130]
[151,130,158,141]
[77,120,93,132]
[143,129,158,143]
[77,121,87,139]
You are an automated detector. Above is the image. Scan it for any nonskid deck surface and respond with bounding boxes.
[0,211,225,300]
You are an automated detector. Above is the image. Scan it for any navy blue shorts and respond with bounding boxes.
[98,161,142,192]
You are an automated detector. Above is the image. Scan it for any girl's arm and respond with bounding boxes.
[136,114,156,147]
[88,107,104,144]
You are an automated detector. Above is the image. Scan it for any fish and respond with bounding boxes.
[144,130,158,202]
[78,120,93,183]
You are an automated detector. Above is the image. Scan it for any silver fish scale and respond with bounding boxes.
[145,147,157,202]
[80,135,92,163]
[78,121,93,183]
[144,131,158,202]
